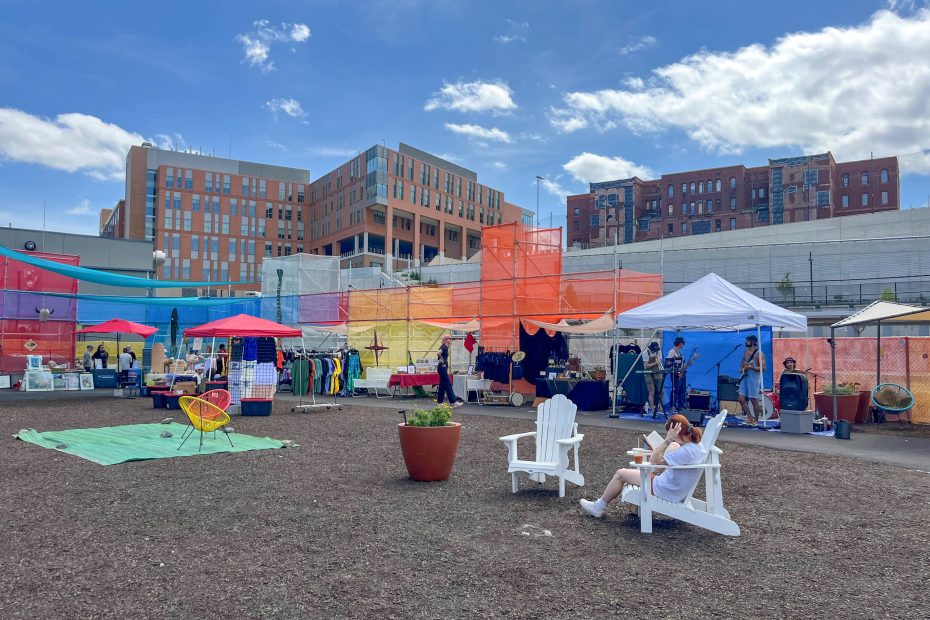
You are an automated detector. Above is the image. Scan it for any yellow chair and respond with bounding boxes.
[177,396,234,451]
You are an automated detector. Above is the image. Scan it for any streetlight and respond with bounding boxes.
[535,175,545,228]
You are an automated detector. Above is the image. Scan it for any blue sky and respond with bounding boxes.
[1,0,929,237]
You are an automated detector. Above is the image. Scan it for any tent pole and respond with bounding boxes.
[830,326,837,426]
[612,243,619,417]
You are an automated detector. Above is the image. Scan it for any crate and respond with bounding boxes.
[241,398,273,416]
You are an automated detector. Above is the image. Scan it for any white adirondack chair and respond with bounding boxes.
[620,410,740,536]
[499,394,584,498]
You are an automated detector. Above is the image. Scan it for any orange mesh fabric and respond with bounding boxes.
[774,337,930,424]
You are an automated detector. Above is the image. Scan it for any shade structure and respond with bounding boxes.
[183,314,302,338]
[831,300,930,328]
[523,313,615,335]
[617,273,807,332]
[76,318,158,338]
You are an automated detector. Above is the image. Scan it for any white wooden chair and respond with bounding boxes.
[620,410,740,536]
[353,367,392,398]
[499,394,585,497]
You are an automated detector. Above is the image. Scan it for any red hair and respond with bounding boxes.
[665,414,703,443]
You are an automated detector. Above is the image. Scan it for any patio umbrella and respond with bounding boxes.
[76,319,158,372]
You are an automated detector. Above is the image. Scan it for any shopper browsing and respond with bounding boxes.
[579,414,706,518]
[436,334,463,408]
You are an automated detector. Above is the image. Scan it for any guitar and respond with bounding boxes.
[673,348,700,379]
[738,349,761,384]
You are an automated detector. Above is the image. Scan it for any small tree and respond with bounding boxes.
[776,272,795,303]
[881,287,897,302]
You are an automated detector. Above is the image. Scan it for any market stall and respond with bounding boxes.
[76,318,158,389]
[184,314,302,415]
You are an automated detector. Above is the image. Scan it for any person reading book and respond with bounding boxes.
[579,414,705,518]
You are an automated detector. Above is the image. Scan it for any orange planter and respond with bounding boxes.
[813,392,859,423]
[397,422,462,482]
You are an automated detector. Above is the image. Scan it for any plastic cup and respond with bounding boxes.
[633,449,645,464]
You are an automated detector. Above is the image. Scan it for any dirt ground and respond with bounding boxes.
[0,396,927,619]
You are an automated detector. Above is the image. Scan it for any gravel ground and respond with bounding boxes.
[1,396,927,619]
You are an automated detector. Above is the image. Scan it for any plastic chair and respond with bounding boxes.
[870,383,914,424]
[177,396,233,451]
[199,389,232,411]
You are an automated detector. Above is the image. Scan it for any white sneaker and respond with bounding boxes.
[452,401,463,408]
[580,498,605,518]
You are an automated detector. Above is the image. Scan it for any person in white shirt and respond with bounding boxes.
[118,347,134,372]
[640,342,666,417]
[579,414,706,518]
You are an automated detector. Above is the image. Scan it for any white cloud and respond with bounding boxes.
[563,153,654,184]
[0,108,143,181]
[236,19,311,72]
[425,80,517,114]
[493,34,525,44]
[538,176,570,200]
[618,35,656,55]
[553,9,930,174]
[444,123,512,143]
[492,161,508,170]
[494,19,529,44]
[65,198,93,216]
[549,113,588,133]
[154,132,186,151]
[265,98,308,123]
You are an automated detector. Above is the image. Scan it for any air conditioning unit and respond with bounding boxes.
[244,291,262,298]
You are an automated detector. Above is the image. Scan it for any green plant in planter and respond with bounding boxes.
[822,382,859,395]
[407,404,453,427]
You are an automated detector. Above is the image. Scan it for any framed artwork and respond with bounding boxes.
[52,374,67,390]
[79,373,95,390]
[0,375,11,389]
[63,373,81,391]
[26,355,43,371]
[24,371,54,392]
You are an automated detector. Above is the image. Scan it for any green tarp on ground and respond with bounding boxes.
[15,423,286,465]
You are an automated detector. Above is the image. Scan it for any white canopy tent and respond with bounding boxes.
[616,273,808,420]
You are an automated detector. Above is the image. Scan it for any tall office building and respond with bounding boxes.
[567,152,899,248]
[103,144,311,292]
[307,143,532,270]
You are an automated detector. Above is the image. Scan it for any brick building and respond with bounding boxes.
[105,144,312,292]
[307,143,531,269]
[567,152,899,248]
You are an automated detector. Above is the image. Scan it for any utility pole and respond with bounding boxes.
[535,176,544,228]
[809,251,814,305]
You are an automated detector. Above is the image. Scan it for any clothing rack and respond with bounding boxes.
[291,338,345,412]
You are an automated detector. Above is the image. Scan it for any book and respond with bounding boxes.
[643,431,664,451]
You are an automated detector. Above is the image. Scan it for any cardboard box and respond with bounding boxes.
[173,381,197,395]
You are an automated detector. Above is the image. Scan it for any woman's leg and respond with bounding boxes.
[601,468,641,504]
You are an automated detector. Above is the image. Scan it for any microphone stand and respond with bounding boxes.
[710,344,742,414]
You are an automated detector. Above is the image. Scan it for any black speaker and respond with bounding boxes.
[780,372,809,410]
[687,391,711,410]
[717,375,740,401]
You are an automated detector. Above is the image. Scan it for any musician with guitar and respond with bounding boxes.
[737,334,766,425]
[640,342,667,418]
[665,336,699,414]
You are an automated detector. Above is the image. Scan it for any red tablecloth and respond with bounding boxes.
[388,373,440,388]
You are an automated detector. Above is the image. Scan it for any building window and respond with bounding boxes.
[729,218,737,230]
[804,169,818,187]
[667,186,674,198]
[759,187,766,198]
[715,219,721,231]
[861,193,869,206]
[184,169,192,190]
[715,179,721,192]
[698,182,704,194]
[223,175,231,194]
[192,195,200,212]
[689,182,696,193]
[681,183,687,195]
[205,173,213,193]
[668,204,674,216]
[842,194,849,208]
[165,167,174,188]
[680,202,686,215]
[842,173,849,187]
[689,201,696,215]
[667,223,673,235]
[861,172,869,185]
[880,168,889,183]
[697,201,703,214]
[730,197,736,210]
[681,222,688,234]
[574,207,581,216]
[816,191,830,206]
[881,191,889,205]
[729,177,736,190]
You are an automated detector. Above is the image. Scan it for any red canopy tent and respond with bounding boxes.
[76,319,158,371]
[183,314,301,338]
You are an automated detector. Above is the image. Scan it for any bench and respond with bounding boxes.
[354,367,392,397]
